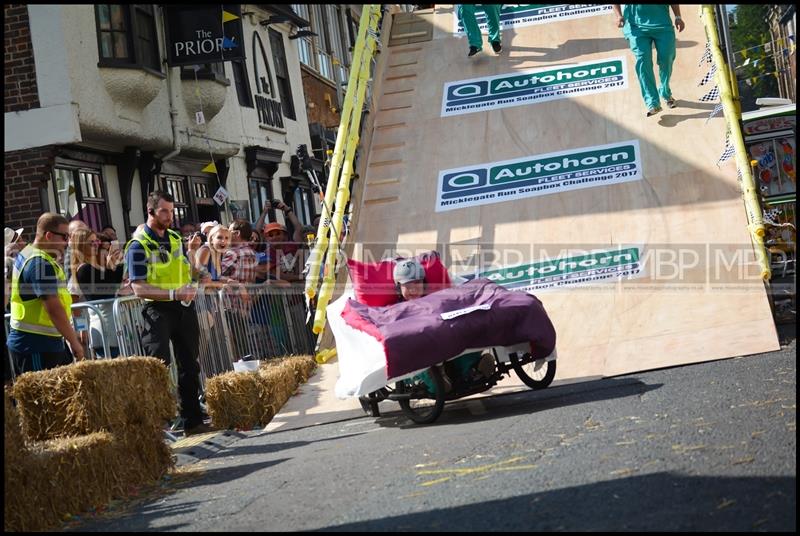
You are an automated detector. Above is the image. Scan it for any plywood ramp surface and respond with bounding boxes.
[350,5,780,381]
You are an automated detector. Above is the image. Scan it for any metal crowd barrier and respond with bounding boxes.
[197,283,316,377]
[113,284,315,381]
[6,285,316,385]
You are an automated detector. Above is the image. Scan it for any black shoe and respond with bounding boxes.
[491,41,502,53]
[468,46,480,57]
[184,423,216,437]
[666,97,677,109]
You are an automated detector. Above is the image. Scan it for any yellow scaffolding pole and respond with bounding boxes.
[311,5,383,334]
[305,5,382,302]
[701,5,771,280]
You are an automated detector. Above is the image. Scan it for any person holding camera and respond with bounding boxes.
[124,191,211,436]
[255,199,305,282]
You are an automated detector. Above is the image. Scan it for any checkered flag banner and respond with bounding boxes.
[698,42,712,66]
[698,63,717,86]
[717,136,735,166]
[705,103,723,124]
[700,85,720,102]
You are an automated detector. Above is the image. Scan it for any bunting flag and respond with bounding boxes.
[717,136,735,166]
[202,162,218,174]
[705,103,723,124]
[698,42,712,66]
[698,63,717,86]
[699,85,720,102]
[222,10,239,23]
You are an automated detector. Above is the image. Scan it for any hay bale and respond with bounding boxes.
[4,391,25,465]
[204,355,317,430]
[11,357,176,441]
[4,360,175,532]
[4,428,173,533]
[204,372,265,430]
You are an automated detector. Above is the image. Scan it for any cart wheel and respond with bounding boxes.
[514,355,556,390]
[358,395,381,417]
[396,367,445,424]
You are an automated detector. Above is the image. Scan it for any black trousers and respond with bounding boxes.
[141,301,203,428]
[9,348,73,376]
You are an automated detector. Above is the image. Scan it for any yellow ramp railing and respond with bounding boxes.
[305,5,383,334]
[701,5,771,280]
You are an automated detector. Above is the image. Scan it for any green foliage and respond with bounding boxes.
[729,4,781,111]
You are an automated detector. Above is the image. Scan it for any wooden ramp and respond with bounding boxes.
[347,5,780,381]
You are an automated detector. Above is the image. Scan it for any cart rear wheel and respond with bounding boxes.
[396,367,445,424]
[514,356,556,390]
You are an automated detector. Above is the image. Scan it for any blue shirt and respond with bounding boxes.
[124,225,175,282]
[7,256,67,353]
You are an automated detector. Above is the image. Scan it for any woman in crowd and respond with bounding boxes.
[70,228,125,357]
[194,224,234,286]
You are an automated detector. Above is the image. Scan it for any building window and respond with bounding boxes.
[160,174,220,228]
[232,59,254,107]
[52,166,111,232]
[249,178,274,221]
[291,4,353,84]
[268,29,296,120]
[161,175,190,229]
[292,185,315,226]
[180,62,229,84]
[95,5,161,71]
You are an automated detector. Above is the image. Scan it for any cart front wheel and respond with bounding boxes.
[514,355,556,390]
[396,367,445,424]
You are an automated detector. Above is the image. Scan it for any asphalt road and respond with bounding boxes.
[73,340,795,532]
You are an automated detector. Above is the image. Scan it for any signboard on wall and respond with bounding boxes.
[164,5,245,66]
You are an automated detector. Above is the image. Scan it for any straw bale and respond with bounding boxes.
[12,357,176,441]
[4,390,26,465]
[204,355,317,430]
[205,371,265,430]
[4,427,173,533]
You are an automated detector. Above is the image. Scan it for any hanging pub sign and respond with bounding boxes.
[164,5,245,67]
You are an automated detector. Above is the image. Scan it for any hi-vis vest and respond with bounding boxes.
[124,228,191,300]
[10,245,73,337]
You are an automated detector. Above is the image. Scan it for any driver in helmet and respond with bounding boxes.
[393,258,427,302]
[392,258,495,389]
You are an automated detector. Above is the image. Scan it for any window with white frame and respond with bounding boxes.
[52,165,111,232]
[291,4,354,84]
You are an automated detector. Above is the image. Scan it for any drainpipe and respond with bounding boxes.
[159,6,181,164]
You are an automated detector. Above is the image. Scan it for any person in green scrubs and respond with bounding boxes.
[458,4,503,57]
[612,5,685,116]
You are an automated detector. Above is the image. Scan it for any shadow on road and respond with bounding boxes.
[314,473,796,531]
[374,376,662,429]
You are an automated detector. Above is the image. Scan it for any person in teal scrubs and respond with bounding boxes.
[612,5,685,116]
[458,4,503,57]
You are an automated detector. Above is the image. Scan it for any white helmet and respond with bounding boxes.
[393,258,425,285]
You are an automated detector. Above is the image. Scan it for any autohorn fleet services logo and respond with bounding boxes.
[459,246,644,293]
[436,140,643,212]
[453,4,613,34]
[441,57,627,117]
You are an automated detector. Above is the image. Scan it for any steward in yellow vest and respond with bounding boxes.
[7,213,83,375]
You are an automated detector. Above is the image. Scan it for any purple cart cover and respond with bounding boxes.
[342,279,557,380]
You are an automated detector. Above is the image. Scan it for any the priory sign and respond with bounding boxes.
[164,5,245,66]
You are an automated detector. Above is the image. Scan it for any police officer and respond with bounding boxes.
[125,191,210,436]
[8,213,84,374]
